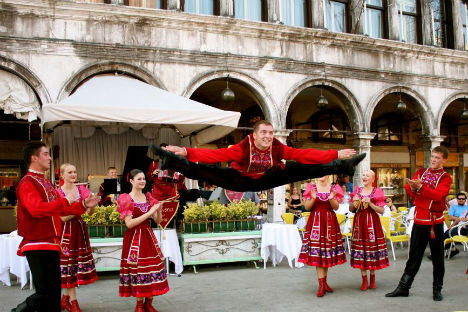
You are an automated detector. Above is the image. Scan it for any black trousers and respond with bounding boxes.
[403,223,445,289]
[150,145,365,192]
[22,250,61,312]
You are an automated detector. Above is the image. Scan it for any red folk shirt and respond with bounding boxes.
[405,168,452,225]
[16,170,87,256]
[185,134,338,178]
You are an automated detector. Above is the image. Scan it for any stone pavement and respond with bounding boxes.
[1,246,467,312]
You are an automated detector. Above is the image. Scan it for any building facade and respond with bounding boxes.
[1,0,467,221]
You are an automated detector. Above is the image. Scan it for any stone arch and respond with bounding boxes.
[280,78,364,132]
[436,91,468,131]
[183,70,277,127]
[366,86,434,135]
[57,61,166,102]
[0,56,51,106]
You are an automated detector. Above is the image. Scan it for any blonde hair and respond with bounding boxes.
[60,163,75,175]
[364,169,376,181]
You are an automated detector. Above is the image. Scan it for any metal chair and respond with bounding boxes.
[380,216,409,261]
[281,212,294,225]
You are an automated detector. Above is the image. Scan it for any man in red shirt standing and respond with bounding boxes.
[12,142,99,312]
[155,120,364,192]
[386,145,452,301]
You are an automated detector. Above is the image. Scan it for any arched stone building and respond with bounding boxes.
[1,0,467,221]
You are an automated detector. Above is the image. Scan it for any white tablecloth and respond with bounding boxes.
[261,223,303,269]
[153,229,183,275]
[0,231,30,288]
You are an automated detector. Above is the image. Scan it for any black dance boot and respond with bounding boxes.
[385,274,413,297]
[332,153,366,177]
[433,287,443,301]
[150,144,191,172]
[433,279,443,301]
[11,301,33,312]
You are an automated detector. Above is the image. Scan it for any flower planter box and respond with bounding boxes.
[111,224,127,237]
[87,225,109,238]
[212,221,236,232]
[184,221,210,233]
[235,220,256,231]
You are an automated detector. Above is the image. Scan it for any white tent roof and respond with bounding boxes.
[41,75,241,144]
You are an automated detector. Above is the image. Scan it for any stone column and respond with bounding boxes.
[352,132,376,187]
[266,130,292,223]
[408,144,417,178]
[420,0,434,45]
[452,0,465,50]
[166,0,180,10]
[387,0,400,41]
[458,147,466,191]
[267,0,280,23]
[310,0,325,29]
[219,0,234,17]
[422,135,445,168]
[350,0,365,34]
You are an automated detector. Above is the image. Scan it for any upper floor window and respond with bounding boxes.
[365,0,385,38]
[309,109,348,144]
[431,0,447,47]
[107,0,165,8]
[325,0,348,33]
[371,113,403,145]
[280,0,307,27]
[397,0,418,44]
[234,0,263,21]
[462,2,468,50]
[182,0,214,15]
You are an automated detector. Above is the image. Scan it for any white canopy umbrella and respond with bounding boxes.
[41,75,240,145]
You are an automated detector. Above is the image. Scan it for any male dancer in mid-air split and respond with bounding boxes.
[150,120,366,192]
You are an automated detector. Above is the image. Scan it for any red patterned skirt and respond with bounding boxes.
[298,208,347,267]
[119,226,169,298]
[60,217,98,288]
[350,209,389,270]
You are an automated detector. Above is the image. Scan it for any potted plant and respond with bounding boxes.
[83,206,109,237]
[229,200,259,231]
[109,209,126,237]
[210,201,233,232]
[183,202,209,233]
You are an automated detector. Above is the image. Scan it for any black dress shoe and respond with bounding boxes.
[11,301,32,312]
[385,286,409,297]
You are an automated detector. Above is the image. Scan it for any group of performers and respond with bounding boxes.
[297,170,389,297]
[12,121,456,311]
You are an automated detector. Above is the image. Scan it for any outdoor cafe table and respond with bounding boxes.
[261,223,303,269]
[0,231,31,289]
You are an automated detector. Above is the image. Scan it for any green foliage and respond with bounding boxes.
[228,200,259,219]
[207,200,227,220]
[183,202,201,222]
[82,205,121,225]
[183,199,259,222]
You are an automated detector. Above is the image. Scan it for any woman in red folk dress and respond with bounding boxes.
[117,169,169,312]
[298,176,347,297]
[349,170,389,291]
[58,163,98,312]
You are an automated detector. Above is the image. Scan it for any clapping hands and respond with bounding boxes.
[84,193,100,209]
